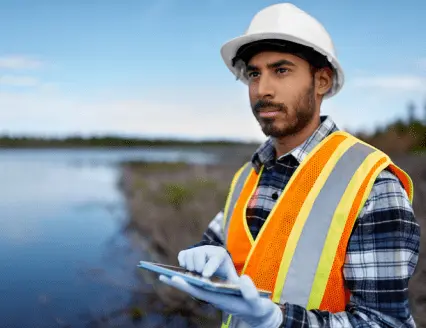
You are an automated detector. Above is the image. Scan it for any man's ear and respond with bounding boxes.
[316,67,333,96]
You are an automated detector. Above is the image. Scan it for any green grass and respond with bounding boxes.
[159,182,195,210]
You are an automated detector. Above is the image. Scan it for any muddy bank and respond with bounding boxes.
[120,153,426,327]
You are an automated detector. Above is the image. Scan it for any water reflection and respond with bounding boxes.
[0,148,216,327]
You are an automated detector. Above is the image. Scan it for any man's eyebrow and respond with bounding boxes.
[267,59,296,69]
[246,59,296,72]
[246,64,258,72]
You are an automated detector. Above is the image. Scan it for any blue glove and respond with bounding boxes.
[159,274,282,328]
[178,245,239,283]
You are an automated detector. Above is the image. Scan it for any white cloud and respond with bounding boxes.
[351,75,426,91]
[0,78,402,142]
[0,72,411,142]
[0,55,44,70]
[0,85,266,142]
[0,75,40,87]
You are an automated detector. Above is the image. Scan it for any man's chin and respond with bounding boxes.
[261,123,284,137]
[262,128,284,138]
[261,126,296,138]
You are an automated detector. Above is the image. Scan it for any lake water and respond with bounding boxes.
[0,148,218,328]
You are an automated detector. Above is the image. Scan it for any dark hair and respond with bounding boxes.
[232,39,332,71]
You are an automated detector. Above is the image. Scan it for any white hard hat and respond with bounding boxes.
[220,3,344,98]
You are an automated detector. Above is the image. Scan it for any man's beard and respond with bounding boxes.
[252,81,316,138]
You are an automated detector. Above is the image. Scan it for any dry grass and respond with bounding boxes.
[119,160,246,327]
[121,161,242,263]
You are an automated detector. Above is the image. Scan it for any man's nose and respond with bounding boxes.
[257,75,275,99]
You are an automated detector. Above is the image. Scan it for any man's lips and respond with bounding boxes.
[258,109,281,118]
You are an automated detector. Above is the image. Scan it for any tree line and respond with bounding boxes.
[0,135,258,148]
[1,100,425,152]
[355,100,426,154]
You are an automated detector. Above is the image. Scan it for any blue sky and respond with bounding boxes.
[0,0,425,142]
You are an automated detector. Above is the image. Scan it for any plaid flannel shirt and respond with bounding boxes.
[193,116,420,327]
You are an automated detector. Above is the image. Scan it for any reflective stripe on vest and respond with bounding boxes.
[222,162,253,236]
[220,131,413,328]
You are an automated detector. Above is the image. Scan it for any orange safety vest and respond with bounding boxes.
[221,131,413,328]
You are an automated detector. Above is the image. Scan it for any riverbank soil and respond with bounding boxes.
[121,152,426,327]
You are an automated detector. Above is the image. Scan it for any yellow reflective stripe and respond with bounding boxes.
[221,314,232,328]
[272,137,358,302]
[336,131,384,152]
[307,151,390,309]
[223,162,250,230]
[241,165,264,246]
[240,133,349,277]
[398,167,414,203]
[337,130,414,203]
[405,171,414,203]
[407,173,414,203]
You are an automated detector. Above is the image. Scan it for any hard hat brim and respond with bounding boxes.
[220,32,344,98]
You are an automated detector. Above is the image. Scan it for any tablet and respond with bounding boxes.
[137,261,272,298]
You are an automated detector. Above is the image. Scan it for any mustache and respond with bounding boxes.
[252,99,286,113]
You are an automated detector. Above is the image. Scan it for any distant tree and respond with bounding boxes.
[424,97,426,124]
[392,119,406,134]
[407,101,416,124]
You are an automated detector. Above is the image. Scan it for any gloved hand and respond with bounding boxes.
[159,274,283,328]
[178,245,239,283]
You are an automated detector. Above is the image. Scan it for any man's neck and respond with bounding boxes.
[273,116,321,158]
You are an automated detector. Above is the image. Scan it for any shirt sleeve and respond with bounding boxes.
[279,169,421,327]
[187,210,226,249]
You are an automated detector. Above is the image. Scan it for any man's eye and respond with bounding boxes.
[276,68,289,74]
[247,71,259,78]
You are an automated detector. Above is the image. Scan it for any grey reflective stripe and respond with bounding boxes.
[280,142,375,306]
[223,162,253,245]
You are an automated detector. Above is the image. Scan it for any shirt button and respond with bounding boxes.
[272,192,279,200]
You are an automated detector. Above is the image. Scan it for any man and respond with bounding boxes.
[159,3,420,327]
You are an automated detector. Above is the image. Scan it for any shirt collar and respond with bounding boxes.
[251,115,339,173]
